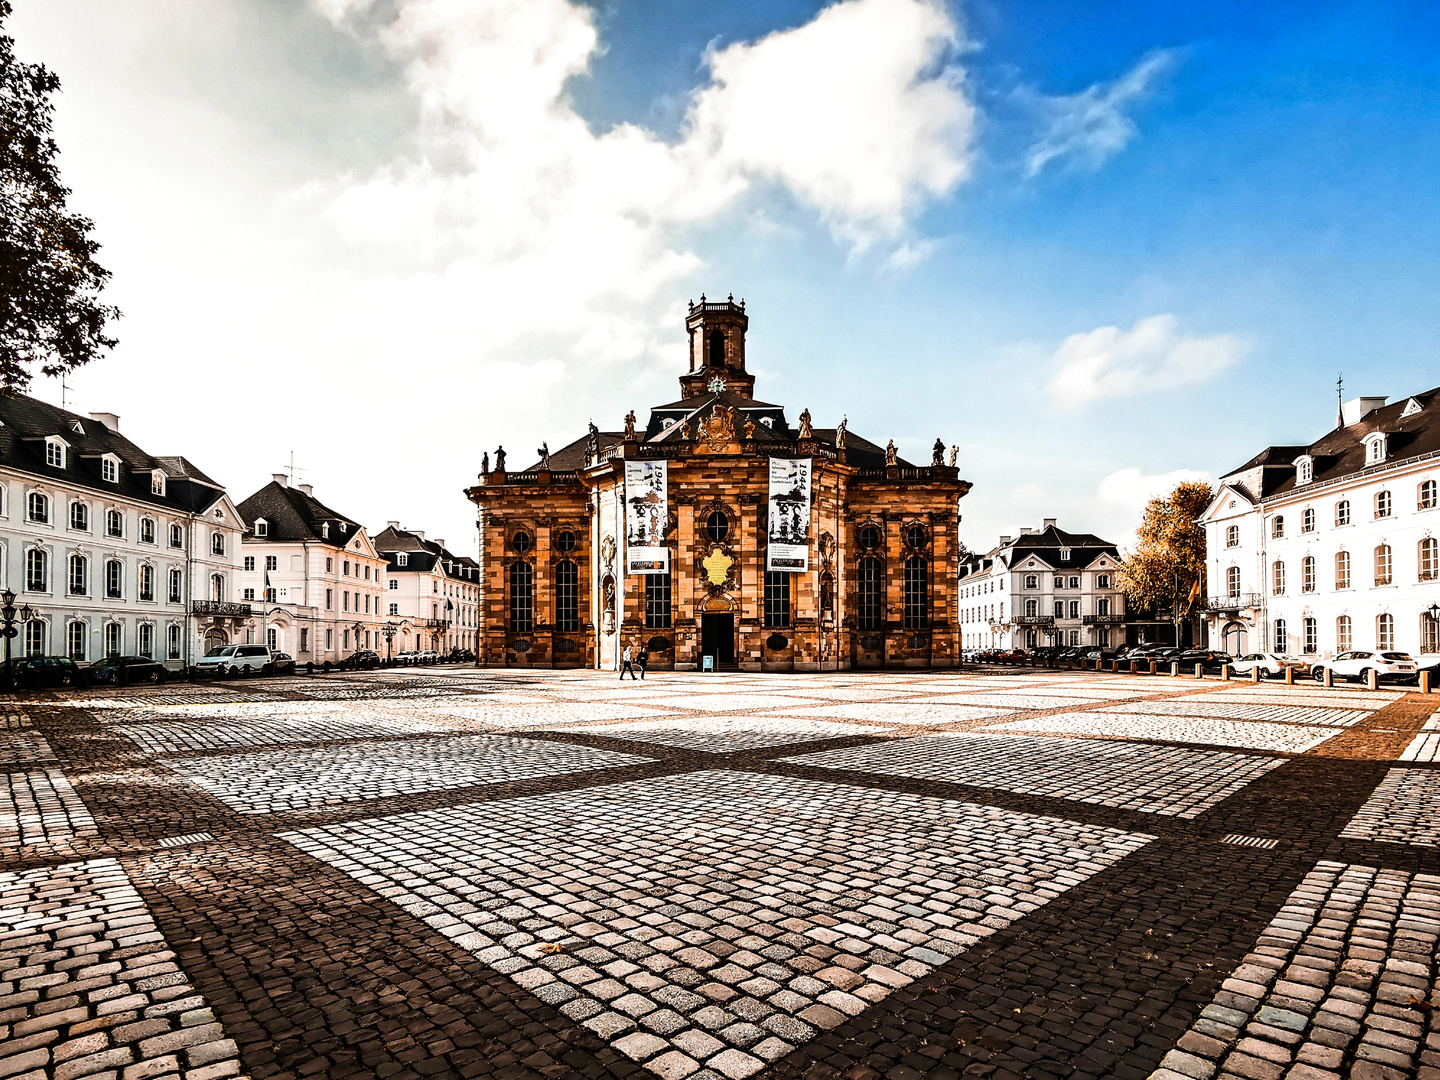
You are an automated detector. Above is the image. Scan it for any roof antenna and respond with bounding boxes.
[60,372,69,412]
[284,450,308,484]
[1336,371,1344,429]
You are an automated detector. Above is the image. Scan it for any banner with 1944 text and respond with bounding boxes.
[625,459,669,574]
[766,457,811,572]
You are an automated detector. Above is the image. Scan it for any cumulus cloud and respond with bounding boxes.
[1047,314,1245,406]
[1024,50,1173,177]
[1096,466,1211,542]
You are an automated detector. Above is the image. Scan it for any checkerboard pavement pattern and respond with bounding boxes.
[6,664,1438,1080]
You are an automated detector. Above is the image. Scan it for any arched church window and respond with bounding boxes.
[858,524,881,550]
[705,511,730,544]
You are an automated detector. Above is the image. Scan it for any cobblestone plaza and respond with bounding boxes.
[2,667,1437,1080]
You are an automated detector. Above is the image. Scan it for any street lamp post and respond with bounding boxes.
[1428,603,1440,653]
[382,622,398,663]
[0,589,17,688]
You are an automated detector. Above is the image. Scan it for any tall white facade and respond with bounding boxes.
[1200,390,1440,659]
[959,521,1127,651]
[0,397,247,668]
[373,524,481,656]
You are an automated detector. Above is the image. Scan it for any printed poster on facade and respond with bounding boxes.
[767,457,811,572]
[625,459,669,574]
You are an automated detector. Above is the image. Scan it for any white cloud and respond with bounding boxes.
[1024,50,1173,177]
[1047,314,1245,406]
[1097,466,1211,543]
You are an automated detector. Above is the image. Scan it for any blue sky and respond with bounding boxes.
[10,0,1440,555]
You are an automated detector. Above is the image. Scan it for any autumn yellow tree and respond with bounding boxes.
[1118,480,1214,643]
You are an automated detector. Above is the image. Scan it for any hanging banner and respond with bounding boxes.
[625,460,669,574]
[767,457,812,572]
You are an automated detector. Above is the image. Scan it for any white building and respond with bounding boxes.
[1199,390,1440,659]
[372,524,481,657]
[0,395,248,667]
[959,521,1127,651]
[235,476,388,661]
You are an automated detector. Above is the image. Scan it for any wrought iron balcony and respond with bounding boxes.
[1014,615,1055,626]
[1201,593,1263,612]
[1082,614,1126,625]
[191,600,252,617]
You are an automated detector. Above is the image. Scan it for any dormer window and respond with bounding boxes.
[397,552,408,567]
[151,470,166,496]
[759,417,774,428]
[45,438,66,468]
[1363,432,1388,465]
[68,419,84,435]
[1294,455,1313,485]
[321,523,329,539]
[101,455,119,483]
[1059,548,1071,562]
[254,519,268,538]
[339,522,347,534]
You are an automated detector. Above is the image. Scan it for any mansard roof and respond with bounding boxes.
[236,481,363,545]
[373,526,479,579]
[0,392,227,514]
[1227,386,1440,500]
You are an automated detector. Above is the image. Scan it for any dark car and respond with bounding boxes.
[271,651,297,675]
[1178,649,1232,670]
[13,656,85,689]
[87,655,167,685]
[338,650,380,671]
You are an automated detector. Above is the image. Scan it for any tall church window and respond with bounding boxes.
[555,560,580,631]
[857,556,882,630]
[903,556,928,629]
[763,572,790,628]
[645,572,671,629]
[508,561,533,632]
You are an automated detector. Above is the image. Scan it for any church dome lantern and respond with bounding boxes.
[681,294,755,400]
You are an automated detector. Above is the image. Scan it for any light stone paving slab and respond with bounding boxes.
[1148,861,1440,1080]
[782,732,1285,818]
[283,770,1151,1077]
[165,735,654,814]
[0,857,245,1079]
[115,713,451,754]
[1207,687,1403,709]
[1341,767,1440,846]
[785,703,1018,727]
[1111,698,1371,727]
[639,694,830,713]
[981,712,1341,754]
[0,730,57,767]
[1,768,98,848]
[1400,714,1440,762]
[562,716,895,752]
[399,702,683,729]
[899,692,1111,710]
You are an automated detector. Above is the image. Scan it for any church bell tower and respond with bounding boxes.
[679,294,755,400]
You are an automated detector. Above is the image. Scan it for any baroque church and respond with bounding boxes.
[466,297,970,670]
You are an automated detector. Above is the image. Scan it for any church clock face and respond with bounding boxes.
[707,375,727,393]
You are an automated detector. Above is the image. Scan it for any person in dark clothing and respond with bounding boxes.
[637,647,649,679]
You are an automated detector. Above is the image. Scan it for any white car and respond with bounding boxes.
[1228,653,1311,679]
[195,644,280,677]
[395,650,418,661]
[417,650,439,661]
[1310,650,1417,684]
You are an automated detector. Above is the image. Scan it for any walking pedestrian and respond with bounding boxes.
[637,645,649,680]
[619,644,637,680]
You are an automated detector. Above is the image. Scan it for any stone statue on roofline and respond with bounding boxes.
[932,438,945,466]
[835,416,847,450]
[885,439,896,466]
[949,444,958,467]
[495,445,506,471]
[624,410,637,439]
[481,451,489,475]
[798,408,813,440]
[537,442,551,469]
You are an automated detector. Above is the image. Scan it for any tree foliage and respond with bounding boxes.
[0,1,118,394]
[1118,480,1214,615]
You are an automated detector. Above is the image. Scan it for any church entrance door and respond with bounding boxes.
[701,614,735,668]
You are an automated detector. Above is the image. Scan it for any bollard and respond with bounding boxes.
[1194,662,1203,680]
[1367,667,1378,691]
[1171,661,1179,677]
[1148,660,1157,676]
[1323,667,1332,688]
[1422,670,1432,694]
[1250,665,1260,683]
[1111,660,1119,673]
[1285,667,1294,685]
[1222,664,1231,681]
[1129,660,1137,674]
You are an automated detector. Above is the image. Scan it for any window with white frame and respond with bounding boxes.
[45,439,65,468]
[1226,524,1239,547]
[1302,507,1315,532]
[138,622,154,658]
[1024,574,1038,589]
[1378,613,1395,650]
[168,568,182,603]
[265,555,277,571]
[1302,555,1316,592]
[1053,575,1064,589]
[1421,480,1438,510]
[211,532,224,556]
[151,471,165,495]
[139,518,155,544]
[1303,617,1317,654]
[28,492,49,524]
[1421,537,1438,581]
[106,509,122,537]
[1053,601,1063,618]
[242,588,255,601]
[103,622,120,656]
[138,564,154,602]
[1296,457,1313,484]
[210,574,224,601]
[1068,600,1079,619]
[1336,615,1352,651]
[24,620,44,657]
[1097,574,1110,588]
[167,624,181,660]
[68,553,87,596]
[1365,433,1388,464]
[1274,618,1287,652]
[1272,516,1285,539]
[1376,490,1392,518]
[397,552,408,567]
[243,556,254,571]
[25,548,46,592]
[101,456,118,483]
[254,520,268,537]
[105,559,122,598]
[1272,561,1285,594]
[70,501,87,531]
[1336,500,1351,526]
[1375,544,1393,586]
[388,579,397,590]
[1227,566,1241,596]
[169,523,183,548]
[67,621,86,661]
[1336,550,1351,589]
[389,603,398,616]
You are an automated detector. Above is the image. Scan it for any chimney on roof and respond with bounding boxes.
[272,473,288,487]
[1020,527,1036,535]
[387,521,400,530]
[435,539,445,549]
[1043,518,1057,529]
[413,530,425,541]
[1342,396,1388,426]
[999,535,1012,545]
[89,412,119,433]
[298,483,313,496]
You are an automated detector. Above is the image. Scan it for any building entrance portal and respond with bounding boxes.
[701,613,735,667]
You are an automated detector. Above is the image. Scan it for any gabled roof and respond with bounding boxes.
[0,392,227,514]
[1005,524,1118,565]
[236,481,363,546]
[374,526,480,580]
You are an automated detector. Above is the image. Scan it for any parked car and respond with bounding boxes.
[87,654,167,685]
[1310,651,1418,684]
[417,649,439,662]
[13,656,85,689]
[1412,653,1440,683]
[395,650,418,663]
[270,651,297,675]
[195,644,280,677]
[1178,649,1233,670]
[1228,652,1310,678]
[338,650,380,671]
